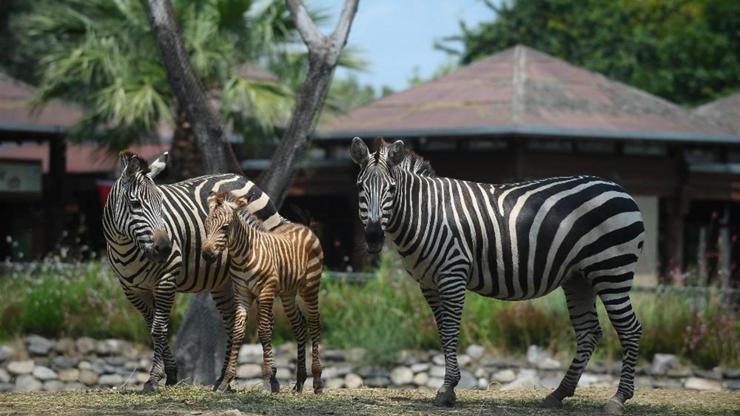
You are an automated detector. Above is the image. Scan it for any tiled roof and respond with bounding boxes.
[694,92,740,134]
[318,45,737,143]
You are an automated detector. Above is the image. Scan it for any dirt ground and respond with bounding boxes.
[0,385,737,416]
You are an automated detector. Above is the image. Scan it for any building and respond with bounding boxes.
[301,46,740,283]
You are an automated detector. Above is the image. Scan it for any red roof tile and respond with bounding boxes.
[694,92,740,134]
[318,46,736,143]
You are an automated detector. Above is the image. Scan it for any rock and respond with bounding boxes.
[238,344,263,364]
[0,368,10,383]
[55,338,76,355]
[135,372,149,384]
[104,356,127,366]
[474,368,487,378]
[466,344,485,359]
[52,356,78,370]
[540,374,562,390]
[426,377,444,389]
[458,354,472,367]
[684,377,722,391]
[413,372,429,386]
[99,374,124,386]
[723,368,740,380]
[96,339,129,356]
[321,365,352,379]
[43,380,65,392]
[32,366,57,381]
[0,383,14,392]
[325,378,344,389]
[492,369,517,383]
[63,382,86,391]
[726,381,740,391]
[346,348,366,362]
[458,370,477,389]
[650,354,680,376]
[0,345,14,362]
[390,367,414,385]
[15,374,42,392]
[429,366,445,378]
[651,378,683,389]
[410,363,429,373]
[364,376,390,387]
[344,373,363,389]
[501,369,540,390]
[323,349,346,362]
[7,360,34,375]
[666,367,692,378]
[236,364,262,379]
[526,345,560,369]
[695,368,723,381]
[478,378,489,389]
[124,361,140,371]
[432,354,445,366]
[58,369,80,382]
[357,367,388,378]
[79,369,99,386]
[26,335,53,355]
[78,361,93,371]
[76,338,96,355]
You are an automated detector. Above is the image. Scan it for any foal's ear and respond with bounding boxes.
[235,196,248,209]
[147,152,168,180]
[386,140,406,168]
[119,151,149,178]
[350,137,370,166]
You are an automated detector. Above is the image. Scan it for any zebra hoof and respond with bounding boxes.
[540,394,563,408]
[269,378,281,393]
[142,381,157,393]
[604,397,625,415]
[213,380,233,393]
[292,382,304,394]
[313,378,324,394]
[433,387,456,407]
[165,369,178,386]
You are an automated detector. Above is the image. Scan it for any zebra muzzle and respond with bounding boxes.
[364,220,384,254]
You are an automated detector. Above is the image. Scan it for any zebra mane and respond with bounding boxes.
[210,191,265,231]
[373,138,436,177]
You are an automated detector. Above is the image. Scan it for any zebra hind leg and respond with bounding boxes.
[300,281,323,394]
[258,283,280,393]
[597,276,642,415]
[542,274,601,408]
[281,293,308,393]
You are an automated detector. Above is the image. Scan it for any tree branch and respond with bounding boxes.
[286,0,325,50]
[330,0,359,46]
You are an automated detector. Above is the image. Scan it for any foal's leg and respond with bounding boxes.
[542,274,602,407]
[280,292,308,393]
[258,280,279,393]
[214,290,253,392]
[299,277,323,394]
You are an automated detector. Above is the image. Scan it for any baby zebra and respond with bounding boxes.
[202,191,324,394]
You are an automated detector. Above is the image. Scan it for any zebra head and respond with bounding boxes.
[350,137,406,254]
[202,191,245,263]
[111,151,171,262]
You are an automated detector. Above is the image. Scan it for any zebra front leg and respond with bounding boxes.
[258,282,280,393]
[123,289,160,392]
[144,278,177,392]
[211,284,237,392]
[280,292,308,393]
[422,277,466,407]
[542,275,602,407]
[214,290,252,393]
[598,285,642,415]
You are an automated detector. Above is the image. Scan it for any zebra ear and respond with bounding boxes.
[350,137,370,166]
[119,151,149,177]
[146,152,168,180]
[386,140,406,168]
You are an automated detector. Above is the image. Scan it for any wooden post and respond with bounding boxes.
[45,136,66,253]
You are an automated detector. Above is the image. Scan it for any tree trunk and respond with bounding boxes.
[166,109,203,181]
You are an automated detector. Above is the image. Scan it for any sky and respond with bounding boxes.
[311,0,497,94]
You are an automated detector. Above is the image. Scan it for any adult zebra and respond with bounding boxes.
[350,138,644,414]
[103,151,286,391]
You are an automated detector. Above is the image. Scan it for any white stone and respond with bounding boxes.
[465,344,485,359]
[457,354,471,367]
[651,353,680,375]
[26,335,53,355]
[79,369,98,386]
[390,367,414,385]
[684,377,722,391]
[325,378,344,389]
[344,373,363,389]
[136,372,149,384]
[426,377,444,389]
[32,366,57,381]
[492,369,517,383]
[55,338,76,355]
[432,354,445,365]
[7,360,34,375]
[236,364,262,379]
[15,374,42,392]
[474,368,487,378]
[501,369,540,390]
[58,368,80,382]
[458,370,477,389]
[63,382,85,391]
[43,380,65,392]
[99,374,124,386]
[478,378,489,389]
[526,345,561,369]
[413,372,429,386]
[76,337,96,355]
[0,345,15,362]
[410,363,429,373]
[78,361,93,370]
[238,344,263,364]
[429,366,445,378]
[0,368,10,383]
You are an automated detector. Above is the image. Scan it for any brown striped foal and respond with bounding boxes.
[202,191,324,394]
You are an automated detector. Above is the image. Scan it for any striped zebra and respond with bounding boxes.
[201,191,324,394]
[350,138,644,414]
[103,151,286,392]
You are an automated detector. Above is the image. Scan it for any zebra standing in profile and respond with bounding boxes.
[350,138,644,415]
[103,151,286,392]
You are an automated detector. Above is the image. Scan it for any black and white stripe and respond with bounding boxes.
[102,151,285,391]
[351,138,643,412]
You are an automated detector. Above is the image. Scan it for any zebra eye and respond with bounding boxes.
[130,199,142,209]
[221,224,229,231]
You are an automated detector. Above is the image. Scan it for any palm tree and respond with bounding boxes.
[13,0,297,179]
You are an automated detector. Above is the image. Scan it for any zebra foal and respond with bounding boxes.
[202,191,324,394]
[350,137,644,414]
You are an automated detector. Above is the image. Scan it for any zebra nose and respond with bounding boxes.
[152,230,171,257]
[365,220,384,253]
[202,249,217,263]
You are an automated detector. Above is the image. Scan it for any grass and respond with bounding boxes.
[1,253,738,369]
[0,385,738,416]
